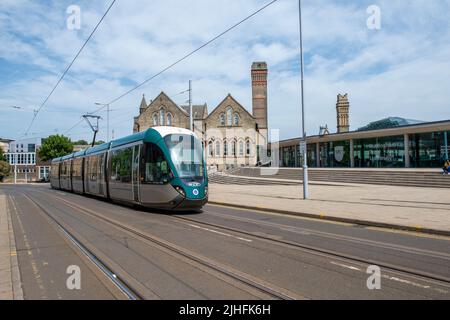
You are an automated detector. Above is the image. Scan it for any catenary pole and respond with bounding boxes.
[189,80,193,132]
[298,0,309,199]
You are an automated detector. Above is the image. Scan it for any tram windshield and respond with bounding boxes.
[164,134,204,179]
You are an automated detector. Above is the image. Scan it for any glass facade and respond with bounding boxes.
[281,144,318,168]
[279,129,450,169]
[319,141,350,167]
[282,146,296,168]
[353,136,405,168]
[409,131,450,167]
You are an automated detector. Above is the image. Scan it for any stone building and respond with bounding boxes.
[336,93,350,133]
[133,62,269,171]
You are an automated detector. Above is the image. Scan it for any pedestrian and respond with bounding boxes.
[443,160,450,175]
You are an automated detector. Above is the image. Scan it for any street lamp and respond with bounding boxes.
[298,0,309,199]
[95,103,110,142]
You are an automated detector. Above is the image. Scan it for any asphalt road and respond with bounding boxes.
[1,183,449,300]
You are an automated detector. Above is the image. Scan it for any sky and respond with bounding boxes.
[0,0,450,142]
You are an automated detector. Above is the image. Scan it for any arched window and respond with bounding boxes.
[159,108,165,126]
[208,141,213,157]
[226,107,233,126]
[231,140,236,156]
[246,140,251,156]
[167,113,173,126]
[152,113,158,126]
[234,113,239,126]
[215,141,221,157]
[219,113,225,126]
[239,141,244,156]
[223,140,228,156]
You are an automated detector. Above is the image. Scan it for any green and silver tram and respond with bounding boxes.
[50,127,208,210]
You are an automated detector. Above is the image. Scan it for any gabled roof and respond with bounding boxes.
[147,92,190,117]
[206,94,255,120]
[180,104,208,120]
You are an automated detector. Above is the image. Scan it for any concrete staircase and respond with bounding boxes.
[210,167,450,188]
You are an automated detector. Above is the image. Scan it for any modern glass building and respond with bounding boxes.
[276,120,450,168]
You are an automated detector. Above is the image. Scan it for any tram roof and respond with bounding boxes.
[60,153,74,161]
[110,127,196,149]
[85,142,111,155]
[51,127,197,162]
[73,149,87,157]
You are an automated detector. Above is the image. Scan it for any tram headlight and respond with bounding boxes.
[174,186,186,198]
[205,186,208,196]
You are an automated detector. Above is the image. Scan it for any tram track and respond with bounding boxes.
[21,193,142,300]
[28,190,302,300]
[25,187,450,297]
[170,212,450,287]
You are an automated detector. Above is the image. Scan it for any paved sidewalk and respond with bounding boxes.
[208,183,450,236]
[0,192,22,300]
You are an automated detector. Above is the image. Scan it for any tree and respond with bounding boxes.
[73,139,89,145]
[0,148,5,162]
[0,161,10,182]
[95,140,106,145]
[38,135,74,162]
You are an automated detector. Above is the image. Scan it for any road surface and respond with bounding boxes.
[1,184,449,300]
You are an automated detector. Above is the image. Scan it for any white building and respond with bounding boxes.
[5,137,50,182]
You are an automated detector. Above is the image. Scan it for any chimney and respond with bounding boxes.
[336,93,350,133]
[251,62,268,129]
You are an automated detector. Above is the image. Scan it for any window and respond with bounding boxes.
[89,156,98,181]
[153,113,158,126]
[208,141,213,157]
[160,108,165,126]
[224,140,228,156]
[239,141,244,156]
[219,113,225,126]
[167,113,173,126]
[246,140,251,156]
[141,143,171,184]
[234,114,239,126]
[164,134,204,179]
[215,141,221,157]
[231,140,236,156]
[226,107,232,126]
[111,147,133,183]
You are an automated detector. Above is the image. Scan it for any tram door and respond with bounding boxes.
[132,145,140,202]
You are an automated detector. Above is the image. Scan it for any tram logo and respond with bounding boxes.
[192,189,199,196]
[334,146,345,162]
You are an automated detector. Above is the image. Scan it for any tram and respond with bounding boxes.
[50,127,208,210]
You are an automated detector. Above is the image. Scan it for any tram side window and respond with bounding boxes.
[89,156,98,181]
[142,143,171,184]
[111,148,132,183]
[61,162,66,176]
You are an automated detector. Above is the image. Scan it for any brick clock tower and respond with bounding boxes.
[251,62,269,160]
[336,93,350,133]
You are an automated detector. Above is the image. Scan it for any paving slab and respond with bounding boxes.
[0,193,13,299]
[208,183,450,236]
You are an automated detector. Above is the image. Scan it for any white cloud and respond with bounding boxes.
[0,0,449,142]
